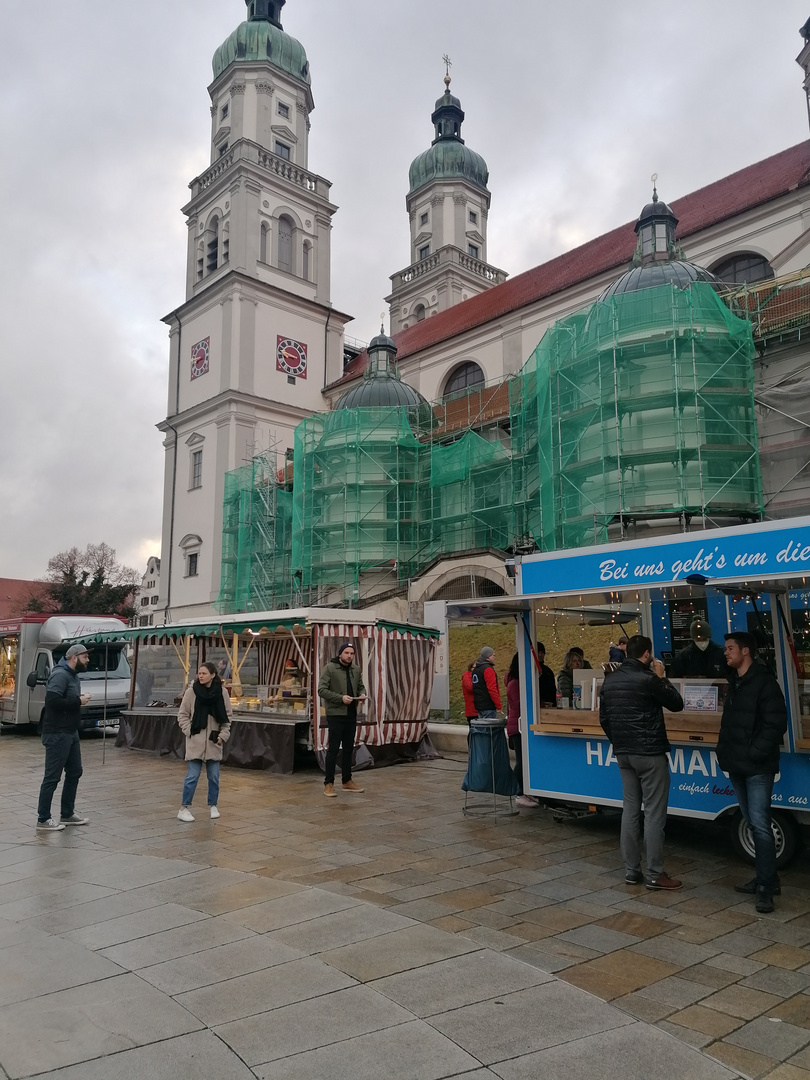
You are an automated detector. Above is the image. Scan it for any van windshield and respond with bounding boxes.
[54,647,131,681]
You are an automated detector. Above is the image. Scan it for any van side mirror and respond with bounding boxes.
[26,672,38,689]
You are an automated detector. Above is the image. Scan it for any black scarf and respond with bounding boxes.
[190,678,229,736]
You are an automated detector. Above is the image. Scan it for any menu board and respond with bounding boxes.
[669,600,709,655]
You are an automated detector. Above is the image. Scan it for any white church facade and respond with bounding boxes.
[155,1,810,625]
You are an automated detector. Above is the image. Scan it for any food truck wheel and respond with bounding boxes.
[729,809,799,870]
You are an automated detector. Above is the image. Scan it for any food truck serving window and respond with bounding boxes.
[516,517,810,754]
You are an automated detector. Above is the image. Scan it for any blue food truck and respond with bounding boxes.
[452,516,810,866]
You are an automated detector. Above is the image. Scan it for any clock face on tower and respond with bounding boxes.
[276,336,308,378]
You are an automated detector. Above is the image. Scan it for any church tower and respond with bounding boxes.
[158,0,351,622]
[387,66,507,333]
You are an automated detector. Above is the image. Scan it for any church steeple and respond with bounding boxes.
[386,61,507,334]
[246,0,285,26]
[431,61,465,143]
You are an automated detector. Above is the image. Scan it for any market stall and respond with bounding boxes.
[72,609,439,774]
[448,516,810,866]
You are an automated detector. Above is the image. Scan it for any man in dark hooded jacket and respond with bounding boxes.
[600,634,684,891]
[717,632,787,914]
[318,642,366,797]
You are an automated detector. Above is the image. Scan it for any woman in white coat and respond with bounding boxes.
[176,662,233,821]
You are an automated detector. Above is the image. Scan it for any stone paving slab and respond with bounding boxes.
[221,886,360,932]
[319,921,480,981]
[0,929,123,1007]
[252,1018,482,1080]
[175,955,359,1027]
[17,1031,256,1080]
[490,1022,740,1080]
[217,984,415,1066]
[429,981,636,1066]
[137,934,304,995]
[370,949,553,1017]
[0,972,203,1078]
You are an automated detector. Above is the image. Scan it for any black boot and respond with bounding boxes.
[755,886,775,914]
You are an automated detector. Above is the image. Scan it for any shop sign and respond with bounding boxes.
[521,519,810,595]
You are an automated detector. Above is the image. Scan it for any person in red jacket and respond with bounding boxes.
[461,660,477,744]
[471,646,502,719]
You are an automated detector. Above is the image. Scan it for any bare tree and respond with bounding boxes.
[23,544,139,618]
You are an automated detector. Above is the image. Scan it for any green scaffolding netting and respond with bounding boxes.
[510,281,763,550]
[218,281,763,612]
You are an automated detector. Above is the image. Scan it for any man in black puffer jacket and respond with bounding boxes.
[600,634,684,891]
[717,632,787,914]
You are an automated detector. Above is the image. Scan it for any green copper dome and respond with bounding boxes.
[408,84,489,195]
[213,14,310,84]
[409,141,489,194]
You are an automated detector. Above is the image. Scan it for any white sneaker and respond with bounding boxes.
[516,795,540,808]
[177,808,195,822]
[210,806,220,819]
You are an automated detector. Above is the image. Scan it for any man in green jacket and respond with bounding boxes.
[318,642,366,797]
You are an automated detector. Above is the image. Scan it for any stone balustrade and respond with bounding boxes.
[190,140,331,199]
[392,246,507,288]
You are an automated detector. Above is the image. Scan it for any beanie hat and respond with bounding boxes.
[66,644,90,659]
[337,642,354,655]
[479,646,495,661]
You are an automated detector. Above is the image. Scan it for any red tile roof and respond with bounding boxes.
[0,579,46,620]
[333,140,810,389]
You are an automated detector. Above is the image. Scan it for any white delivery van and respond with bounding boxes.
[0,615,131,732]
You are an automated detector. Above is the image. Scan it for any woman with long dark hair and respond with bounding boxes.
[176,661,233,821]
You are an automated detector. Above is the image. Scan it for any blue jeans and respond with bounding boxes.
[729,772,778,891]
[37,731,83,822]
[181,760,220,806]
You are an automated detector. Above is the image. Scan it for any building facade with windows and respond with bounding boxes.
[157,0,351,623]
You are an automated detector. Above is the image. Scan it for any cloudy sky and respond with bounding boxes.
[1,0,809,581]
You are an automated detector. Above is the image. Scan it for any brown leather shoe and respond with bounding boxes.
[323,783,337,797]
[645,872,682,891]
[342,779,365,793]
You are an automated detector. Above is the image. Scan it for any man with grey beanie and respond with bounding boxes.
[36,643,91,831]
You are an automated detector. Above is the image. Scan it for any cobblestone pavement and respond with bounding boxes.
[0,732,808,1078]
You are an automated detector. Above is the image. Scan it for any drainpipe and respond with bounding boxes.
[163,310,183,624]
[323,308,332,390]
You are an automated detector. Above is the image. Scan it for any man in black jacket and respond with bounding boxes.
[317,642,366,797]
[600,634,684,890]
[36,644,91,831]
[717,632,787,914]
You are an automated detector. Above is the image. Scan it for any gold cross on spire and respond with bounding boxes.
[443,53,452,88]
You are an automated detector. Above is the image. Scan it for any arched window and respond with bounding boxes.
[302,241,310,281]
[260,222,269,263]
[712,252,774,286]
[414,303,426,322]
[206,216,219,273]
[442,361,485,400]
[278,215,293,273]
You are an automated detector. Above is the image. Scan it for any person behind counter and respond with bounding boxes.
[608,636,629,664]
[506,652,540,808]
[670,617,731,679]
[535,642,558,706]
[275,658,303,700]
[176,662,233,822]
[557,647,592,704]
